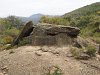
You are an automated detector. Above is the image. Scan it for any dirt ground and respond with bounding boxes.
[0,46,100,75]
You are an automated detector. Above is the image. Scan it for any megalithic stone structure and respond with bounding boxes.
[12,21,34,46]
[12,21,80,46]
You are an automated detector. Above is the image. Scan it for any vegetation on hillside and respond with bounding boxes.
[63,2,100,18]
[40,16,70,25]
[0,16,23,50]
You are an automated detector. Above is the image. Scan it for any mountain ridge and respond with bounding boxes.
[18,13,44,24]
[63,2,100,18]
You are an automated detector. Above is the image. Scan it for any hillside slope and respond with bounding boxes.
[63,2,100,18]
[62,2,100,43]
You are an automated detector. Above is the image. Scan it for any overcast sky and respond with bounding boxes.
[0,0,100,17]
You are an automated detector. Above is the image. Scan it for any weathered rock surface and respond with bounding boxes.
[31,24,80,46]
[46,26,80,37]
[12,22,80,46]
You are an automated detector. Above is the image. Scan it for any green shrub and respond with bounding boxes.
[93,37,100,44]
[18,38,30,46]
[86,44,96,57]
[70,47,83,59]
[0,36,13,44]
[96,11,100,15]
[70,46,96,59]
[93,32,100,37]
[47,66,62,75]
[3,28,20,37]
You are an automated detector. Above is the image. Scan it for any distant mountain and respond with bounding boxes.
[27,13,43,24]
[63,2,100,18]
[18,13,44,24]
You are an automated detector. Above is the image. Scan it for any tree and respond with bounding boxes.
[7,16,22,29]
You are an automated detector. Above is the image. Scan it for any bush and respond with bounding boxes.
[70,47,83,59]
[71,44,96,57]
[0,36,13,44]
[86,44,96,57]
[70,46,96,59]
[47,66,62,75]
[93,37,100,44]
[93,32,100,37]
[40,16,70,25]
[18,38,30,46]
[3,28,20,37]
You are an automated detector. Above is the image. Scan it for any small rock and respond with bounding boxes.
[51,51,59,54]
[1,66,8,70]
[66,54,73,57]
[2,71,6,74]
[21,65,24,67]
[65,59,68,61]
[41,48,48,52]
[9,50,14,54]
[35,51,42,56]
[55,54,60,56]
[78,53,90,60]
[40,46,49,52]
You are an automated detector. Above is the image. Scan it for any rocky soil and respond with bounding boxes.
[0,46,100,75]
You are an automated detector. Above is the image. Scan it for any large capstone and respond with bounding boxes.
[31,24,80,46]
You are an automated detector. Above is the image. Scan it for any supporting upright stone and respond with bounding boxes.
[12,21,34,46]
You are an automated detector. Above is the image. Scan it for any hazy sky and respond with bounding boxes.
[0,0,100,17]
